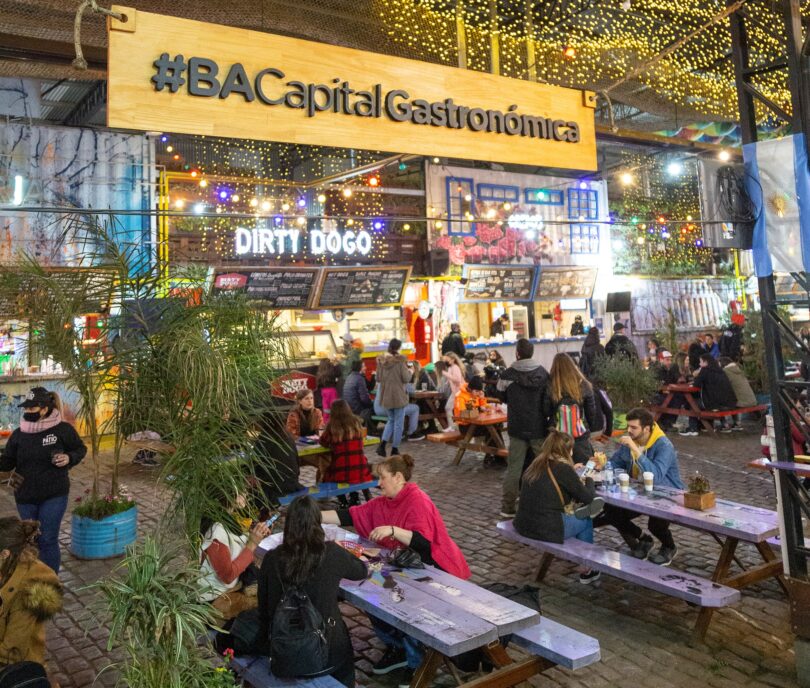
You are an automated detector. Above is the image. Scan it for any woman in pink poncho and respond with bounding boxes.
[321,453,469,682]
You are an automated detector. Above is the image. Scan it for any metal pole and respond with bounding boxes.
[489,0,500,75]
[456,0,468,70]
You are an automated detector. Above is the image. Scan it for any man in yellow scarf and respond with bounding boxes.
[593,407,684,566]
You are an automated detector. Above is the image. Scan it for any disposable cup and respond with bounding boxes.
[643,471,654,493]
[618,473,630,493]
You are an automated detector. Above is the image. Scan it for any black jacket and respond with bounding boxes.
[687,341,705,371]
[497,361,550,440]
[514,461,595,544]
[693,364,737,410]
[579,340,605,379]
[604,334,638,361]
[0,422,86,504]
[546,381,599,439]
[253,428,303,505]
[258,543,366,682]
[441,332,466,357]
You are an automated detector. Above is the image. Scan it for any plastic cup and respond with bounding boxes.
[643,471,654,493]
[618,473,630,493]
[421,383,428,391]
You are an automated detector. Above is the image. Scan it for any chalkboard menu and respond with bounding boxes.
[210,267,320,309]
[535,267,597,300]
[313,267,411,309]
[461,266,536,302]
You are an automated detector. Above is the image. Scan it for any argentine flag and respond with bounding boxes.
[744,133,810,276]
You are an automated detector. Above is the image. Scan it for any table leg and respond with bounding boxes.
[653,393,674,422]
[755,540,789,595]
[486,424,506,450]
[428,398,448,429]
[710,532,746,572]
[453,424,477,466]
[410,648,444,688]
[685,392,713,432]
[535,553,554,583]
[693,537,740,642]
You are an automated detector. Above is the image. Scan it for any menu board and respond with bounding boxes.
[534,266,597,300]
[313,267,411,309]
[461,266,536,302]
[210,267,320,309]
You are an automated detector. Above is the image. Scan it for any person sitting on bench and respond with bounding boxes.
[513,430,604,584]
[719,356,756,430]
[594,407,684,566]
[679,354,737,436]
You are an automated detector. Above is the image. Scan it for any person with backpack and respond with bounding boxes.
[0,517,63,671]
[604,322,638,361]
[258,496,367,687]
[496,338,550,518]
[546,353,599,465]
[320,454,470,684]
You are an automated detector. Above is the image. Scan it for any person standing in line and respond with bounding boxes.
[546,353,599,464]
[440,352,466,433]
[375,339,412,458]
[604,322,639,361]
[0,387,86,573]
[579,327,605,379]
[440,323,466,358]
[496,338,550,518]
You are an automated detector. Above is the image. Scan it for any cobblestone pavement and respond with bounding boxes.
[3,420,800,687]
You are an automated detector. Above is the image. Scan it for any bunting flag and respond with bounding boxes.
[744,133,810,277]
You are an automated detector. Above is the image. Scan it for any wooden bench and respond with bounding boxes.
[427,431,462,443]
[230,656,342,688]
[497,520,740,639]
[277,480,378,506]
[509,617,601,671]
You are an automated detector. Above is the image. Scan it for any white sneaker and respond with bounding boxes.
[442,426,458,433]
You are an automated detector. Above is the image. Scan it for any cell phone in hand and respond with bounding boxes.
[577,460,596,478]
[264,513,280,529]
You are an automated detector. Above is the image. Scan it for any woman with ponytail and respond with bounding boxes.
[0,517,63,668]
[0,387,86,573]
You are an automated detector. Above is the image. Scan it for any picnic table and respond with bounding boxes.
[652,383,766,432]
[411,389,449,429]
[296,436,380,478]
[598,482,784,637]
[257,525,600,688]
[428,410,507,465]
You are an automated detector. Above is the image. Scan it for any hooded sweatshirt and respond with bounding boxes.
[497,359,550,440]
[0,554,63,666]
[376,353,412,410]
[610,423,684,488]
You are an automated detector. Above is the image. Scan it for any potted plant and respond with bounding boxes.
[460,398,479,420]
[684,472,716,511]
[592,355,660,429]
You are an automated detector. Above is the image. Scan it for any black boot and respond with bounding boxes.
[376,440,387,457]
[390,447,400,456]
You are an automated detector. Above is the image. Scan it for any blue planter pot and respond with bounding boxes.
[70,506,137,559]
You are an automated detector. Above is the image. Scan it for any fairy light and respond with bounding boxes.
[317,193,327,203]
[620,172,634,186]
[250,198,258,207]
[342,188,353,198]
[718,150,731,162]
[261,200,271,212]
[199,179,208,188]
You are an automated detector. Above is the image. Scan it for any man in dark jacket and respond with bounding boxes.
[441,323,466,358]
[687,335,705,372]
[496,338,550,517]
[604,323,638,361]
[343,359,374,428]
[680,353,737,436]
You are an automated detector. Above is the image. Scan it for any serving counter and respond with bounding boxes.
[465,336,587,369]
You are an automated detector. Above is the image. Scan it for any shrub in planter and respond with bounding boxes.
[684,472,716,511]
[71,486,137,559]
[592,356,660,421]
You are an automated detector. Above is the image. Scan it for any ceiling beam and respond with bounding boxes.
[0,32,105,70]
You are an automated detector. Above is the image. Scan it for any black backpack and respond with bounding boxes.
[270,561,332,678]
[0,661,49,688]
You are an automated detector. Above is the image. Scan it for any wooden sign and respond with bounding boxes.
[312,266,411,309]
[461,265,537,302]
[210,267,320,309]
[107,7,597,170]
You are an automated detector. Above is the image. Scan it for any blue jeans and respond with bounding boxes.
[371,617,424,669]
[17,494,69,573]
[374,397,420,436]
[563,514,593,543]
[381,407,406,448]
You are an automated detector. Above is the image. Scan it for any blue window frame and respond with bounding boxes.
[570,224,600,254]
[524,188,564,205]
[445,176,475,235]
[476,183,519,202]
[567,188,599,220]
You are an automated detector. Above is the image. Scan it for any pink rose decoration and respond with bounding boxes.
[462,235,478,247]
[435,235,451,249]
[505,227,521,242]
[449,245,466,265]
[465,245,485,262]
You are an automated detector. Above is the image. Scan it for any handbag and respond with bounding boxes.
[391,547,425,569]
[546,464,580,517]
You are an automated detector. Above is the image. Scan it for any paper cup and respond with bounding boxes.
[618,473,630,492]
[643,471,654,493]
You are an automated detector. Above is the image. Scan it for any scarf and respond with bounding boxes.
[20,409,63,434]
[630,423,665,478]
[349,482,471,579]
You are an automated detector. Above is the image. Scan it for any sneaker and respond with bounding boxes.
[678,430,699,437]
[719,426,732,434]
[574,497,605,520]
[731,425,744,432]
[579,569,601,584]
[629,534,654,560]
[408,431,426,441]
[499,509,517,519]
[397,668,415,688]
[372,647,408,675]
[648,545,678,566]
[442,426,458,433]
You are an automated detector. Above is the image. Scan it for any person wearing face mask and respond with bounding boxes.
[0,387,86,573]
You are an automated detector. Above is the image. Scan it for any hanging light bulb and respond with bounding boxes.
[718,150,731,162]
[620,172,634,186]
[342,188,353,198]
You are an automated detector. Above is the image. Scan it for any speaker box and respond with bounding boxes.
[425,248,450,277]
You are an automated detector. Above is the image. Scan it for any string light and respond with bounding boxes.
[620,172,634,186]
[718,150,731,162]
[342,188,353,198]
[563,46,576,59]
[166,145,174,153]
[199,179,208,188]
[317,193,327,203]
[250,198,258,207]
[261,200,271,211]
[174,199,185,210]
[368,176,380,187]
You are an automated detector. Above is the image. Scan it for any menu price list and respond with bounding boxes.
[464,267,535,301]
[315,268,409,308]
[213,269,319,309]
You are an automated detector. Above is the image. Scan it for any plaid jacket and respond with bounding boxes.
[318,433,373,484]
